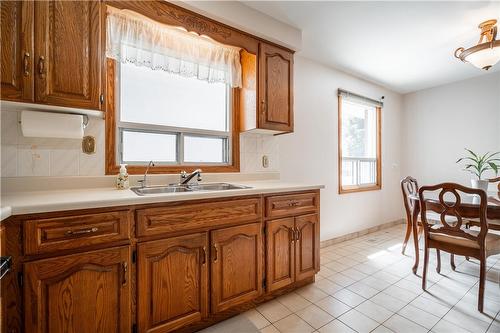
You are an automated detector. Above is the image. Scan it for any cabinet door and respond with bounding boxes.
[295,214,320,281]
[266,218,295,292]
[211,223,262,313]
[137,233,208,333]
[259,42,293,132]
[34,1,101,109]
[0,0,34,101]
[24,246,131,333]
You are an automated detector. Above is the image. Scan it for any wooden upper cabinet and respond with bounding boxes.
[266,218,295,292]
[137,233,208,333]
[258,42,294,133]
[0,1,34,102]
[295,214,320,281]
[34,0,101,109]
[24,246,131,333]
[211,223,262,313]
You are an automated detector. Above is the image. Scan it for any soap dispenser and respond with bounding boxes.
[116,164,130,189]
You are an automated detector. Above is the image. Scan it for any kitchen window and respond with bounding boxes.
[104,6,241,174]
[338,89,382,193]
[117,63,232,165]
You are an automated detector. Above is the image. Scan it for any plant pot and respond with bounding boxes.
[471,179,489,192]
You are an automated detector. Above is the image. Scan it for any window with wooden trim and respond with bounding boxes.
[338,90,382,193]
[104,6,241,174]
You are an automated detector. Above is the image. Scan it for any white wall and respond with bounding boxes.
[401,71,500,188]
[278,56,404,241]
[0,110,279,177]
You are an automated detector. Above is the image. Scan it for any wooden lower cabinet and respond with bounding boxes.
[24,246,131,333]
[295,214,320,281]
[266,214,319,292]
[211,223,263,313]
[266,217,295,292]
[137,233,208,333]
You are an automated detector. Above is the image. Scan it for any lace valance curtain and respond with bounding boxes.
[106,6,242,88]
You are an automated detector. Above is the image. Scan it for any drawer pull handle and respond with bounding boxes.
[295,228,300,241]
[288,200,300,207]
[65,227,98,236]
[23,52,30,76]
[289,228,295,242]
[122,262,128,286]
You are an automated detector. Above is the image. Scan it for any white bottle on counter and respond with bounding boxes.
[116,164,130,189]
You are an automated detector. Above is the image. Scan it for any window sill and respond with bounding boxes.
[339,184,381,194]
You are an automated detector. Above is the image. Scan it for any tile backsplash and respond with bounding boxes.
[0,110,279,177]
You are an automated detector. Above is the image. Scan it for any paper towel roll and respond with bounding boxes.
[21,111,84,139]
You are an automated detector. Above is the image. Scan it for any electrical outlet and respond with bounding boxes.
[262,155,269,168]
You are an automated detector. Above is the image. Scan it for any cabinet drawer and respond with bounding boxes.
[24,211,131,255]
[265,192,318,218]
[137,198,262,237]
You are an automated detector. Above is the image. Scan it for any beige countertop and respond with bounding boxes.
[1,180,324,218]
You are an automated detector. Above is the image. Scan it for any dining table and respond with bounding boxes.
[408,191,500,274]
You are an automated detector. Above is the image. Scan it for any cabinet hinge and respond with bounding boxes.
[132,250,137,264]
[100,93,104,104]
[17,272,23,288]
[132,323,137,333]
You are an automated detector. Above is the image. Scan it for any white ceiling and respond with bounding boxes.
[243,1,500,93]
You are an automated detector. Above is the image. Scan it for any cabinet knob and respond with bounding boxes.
[213,244,218,262]
[261,100,266,114]
[122,262,128,286]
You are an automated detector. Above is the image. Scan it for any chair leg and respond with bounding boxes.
[402,219,412,255]
[478,255,486,313]
[450,254,456,271]
[422,246,429,290]
[436,249,441,274]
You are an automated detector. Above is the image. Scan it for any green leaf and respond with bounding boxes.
[489,162,498,175]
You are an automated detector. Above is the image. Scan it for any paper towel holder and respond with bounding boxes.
[18,112,89,129]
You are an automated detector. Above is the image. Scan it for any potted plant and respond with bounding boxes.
[456,149,500,192]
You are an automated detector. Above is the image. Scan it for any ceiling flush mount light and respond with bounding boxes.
[455,19,500,70]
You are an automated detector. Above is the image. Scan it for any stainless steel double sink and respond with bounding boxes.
[130,183,251,196]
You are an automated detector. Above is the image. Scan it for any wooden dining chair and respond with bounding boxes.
[489,176,500,191]
[401,176,442,272]
[419,183,500,312]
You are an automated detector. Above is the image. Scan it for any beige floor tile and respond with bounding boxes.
[398,304,441,329]
[296,285,329,303]
[295,304,334,329]
[260,325,280,333]
[317,266,336,278]
[370,292,408,312]
[383,285,420,303]
[355,300,393,323]
[360,276,392,291]
[371,325,395,333]
[327,273,356,287]
[318,319,356,333]
[340,268,369,281]
[273,314,314,333]
[384,314,428,333]
[409,294,451,318]
[337,309,379,333]
[314,278,344,295]
[431,319,472,333]
[315,296,351,318]
[346,281,380,298]
[257,300,293,323]
[332,288,366,307]
[277,292,312,312]
[443,308,492,333]
[243,309,271,329]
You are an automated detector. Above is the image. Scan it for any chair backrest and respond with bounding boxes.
[489,177,500,191]
[401,176,419,222]
[418,182,488,247]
